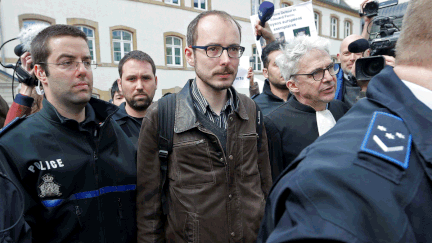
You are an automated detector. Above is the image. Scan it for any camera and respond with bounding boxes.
[14,43,38,86]
[362,1,379,18]
[355,0,400,81]
[355,56,385,82]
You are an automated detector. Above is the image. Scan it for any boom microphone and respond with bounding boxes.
[257,1,274,41]
[15,23,48,56]
[348,38,370,53]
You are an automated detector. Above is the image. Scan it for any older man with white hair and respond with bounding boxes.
[264,35,349,179]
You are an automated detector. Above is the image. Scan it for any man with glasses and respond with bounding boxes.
[264,35,349,179]
[137,10,272,243]
[0,25,137,242]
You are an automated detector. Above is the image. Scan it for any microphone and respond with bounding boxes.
[15,23,48,56]
[348,38,370,53]
[257,1,274,41]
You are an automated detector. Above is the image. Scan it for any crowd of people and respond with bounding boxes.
[1,0,432,242]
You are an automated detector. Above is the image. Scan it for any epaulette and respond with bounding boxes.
[0,116,27,137]
[360,111,412,169]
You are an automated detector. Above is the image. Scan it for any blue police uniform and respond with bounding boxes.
[0,98,137,243]
[112,102,143,148]
[258,66,432,242]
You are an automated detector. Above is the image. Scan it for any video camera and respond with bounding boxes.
[355,0,400,82]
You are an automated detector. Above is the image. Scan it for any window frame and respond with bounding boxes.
[193,0,208,10]
[314,10,323,36]
[163,32,187,69]
[165,36,183,67]
[251,0,261,15]
[109,26,137,64]
[67,18,101,64]
[18,14,55,29]
[330,15,340,39]
[165,0,181,6]
[252,45,262,72]
[344,19,353,38]
[280,1,293,8]
[76,26,97,63]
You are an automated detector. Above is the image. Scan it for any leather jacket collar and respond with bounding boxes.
[174,79,249,133]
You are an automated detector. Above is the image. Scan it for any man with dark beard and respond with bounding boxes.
[113,50,157,148]
[252,41,290,115]
[137,10,272,243]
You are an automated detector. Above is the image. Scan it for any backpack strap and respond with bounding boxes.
[157,93,176,215]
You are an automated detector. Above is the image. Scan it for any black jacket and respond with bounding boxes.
[0,98,137,243]
[112,102,143,148]
[252,79,289,116]
[259,66,432,242]
[264,95,348,179]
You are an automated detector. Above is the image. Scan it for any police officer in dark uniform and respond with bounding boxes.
[0,25,136,243]
[258,1,432,242]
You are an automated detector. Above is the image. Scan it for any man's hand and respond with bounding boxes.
[255,20,275,44]
[360,0,375,40]
[21,52,34,74]
[383,55,395,67]
[247,67,254,86]
[19,52,36,96]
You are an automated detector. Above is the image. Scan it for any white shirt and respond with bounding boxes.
[402,80,432,110]
[316,109,336,136]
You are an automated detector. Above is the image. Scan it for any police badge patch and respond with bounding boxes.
[39,174,62,198]
[360,112,412,169]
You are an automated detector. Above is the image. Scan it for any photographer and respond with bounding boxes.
[4,52,43,126]
[336,0,396,108]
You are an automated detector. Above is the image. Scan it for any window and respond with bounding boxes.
[22,20,50,29]
[19,14,55,29]
[112,30,133,62]
[194,0,207,10]
[67,18,100,63]
[344,21,351,37]
[166,36,182,66]
[252,46,262,71]
[314,12,319,31]
[280,1,292,8]
[331,17,338,38]
[165,0,180,5]
[76,26,96,62]
[251,0,260,15]
[331,0,340,4]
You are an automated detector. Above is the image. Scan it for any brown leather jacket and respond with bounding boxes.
[137,80,272,243]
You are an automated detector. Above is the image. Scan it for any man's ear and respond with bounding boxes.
[263,68,269,79]
[287,79,299,93]
[185,46,195,67]
[154,76,158,90]
[117,78,122,92]
[34,65,47,85]
[337,53,341,62]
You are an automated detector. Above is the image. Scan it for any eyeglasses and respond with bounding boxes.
[290,63,340,81]
[37,61,98,71]
[191,45,245,58]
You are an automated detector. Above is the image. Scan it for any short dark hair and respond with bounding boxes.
[187,10,242,46]
[111,80,120,99]
[261,41,284,69]
[118,50,156,78]
[31,24,88,76]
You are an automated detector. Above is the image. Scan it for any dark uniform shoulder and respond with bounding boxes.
[0,116,27,137]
